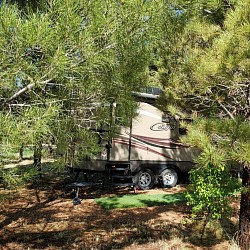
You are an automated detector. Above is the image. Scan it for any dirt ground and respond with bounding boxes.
[0,174,240,250]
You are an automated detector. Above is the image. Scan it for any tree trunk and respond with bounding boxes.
[19,144,24,160]
[239,166,250,250]
[34,142,42,171]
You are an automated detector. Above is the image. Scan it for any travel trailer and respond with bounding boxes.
[70,87,199,190]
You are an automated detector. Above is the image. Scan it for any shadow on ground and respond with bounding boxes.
[0,170,239,250]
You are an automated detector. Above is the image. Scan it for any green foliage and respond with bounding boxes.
[186,161,241,220]
[0,0,157,168]
[0,105,59,164]
[182,118,247,219]
[182,118,250,164]
[156,0,250,118]
[0,166,39,189]
[232,142,250,166]
[155,1,250,223]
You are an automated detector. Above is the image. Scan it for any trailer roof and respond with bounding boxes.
[132,87,162,100]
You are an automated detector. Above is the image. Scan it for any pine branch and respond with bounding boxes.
[8,83,35,101]
[7,79,52,102]
[217,101,235,120]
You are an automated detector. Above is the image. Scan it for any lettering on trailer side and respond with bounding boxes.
[150,123,176,131]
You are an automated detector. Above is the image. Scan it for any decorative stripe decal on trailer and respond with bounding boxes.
[113,138,174,160]
[115,134,187,149]
[132,134,188,149]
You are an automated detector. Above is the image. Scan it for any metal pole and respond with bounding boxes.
[128,115,133,163]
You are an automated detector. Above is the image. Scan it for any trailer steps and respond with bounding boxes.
[106,164,136,191]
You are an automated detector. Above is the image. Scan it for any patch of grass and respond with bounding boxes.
[95,192,186,210]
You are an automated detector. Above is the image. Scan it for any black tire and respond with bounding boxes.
[134,169,156,190]
[160,168,178,188]
[73,197,81,205]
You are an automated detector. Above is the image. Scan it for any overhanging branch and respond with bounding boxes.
[217,101,235,120]
[8,83,35,101]
[7,79,52,102]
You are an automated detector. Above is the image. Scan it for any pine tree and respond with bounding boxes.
[0,0,155,175]
[155,1,250,248]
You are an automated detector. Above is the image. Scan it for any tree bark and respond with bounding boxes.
[239,166,250,250]
[34,142,42,171]
[19,144,24,160]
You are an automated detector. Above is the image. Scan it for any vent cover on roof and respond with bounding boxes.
[143,86,162,95]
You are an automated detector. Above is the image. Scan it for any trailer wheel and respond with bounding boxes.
[134,169,155,190]
[160,168,178,188]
